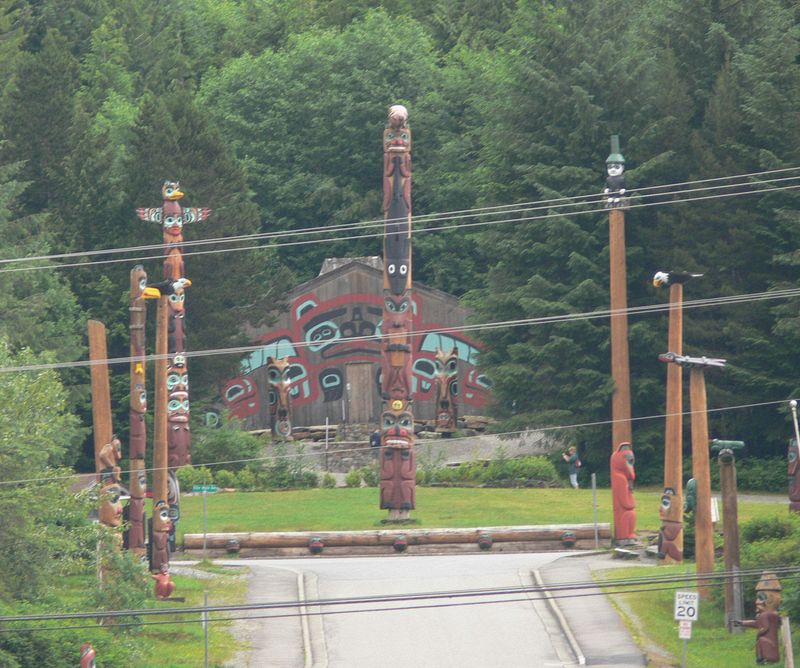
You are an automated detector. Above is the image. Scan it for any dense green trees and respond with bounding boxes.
[0,0,796,481]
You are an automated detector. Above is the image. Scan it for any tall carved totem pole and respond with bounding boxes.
[125,266,159,555]
[380,105,416,520]
[137,181,210,552]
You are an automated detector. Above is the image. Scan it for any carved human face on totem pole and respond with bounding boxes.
[755,572,782,613]
[381,291,413,401]
[788,440,800,507]
[98,481,123,527]
[167,353,191,468]
[434,347,459,432]
[267,356,293,439]
[152,500,172,534]
[380,398,416,511]
[383,106,412,295]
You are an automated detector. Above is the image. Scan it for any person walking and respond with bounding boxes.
[562,446,581,489]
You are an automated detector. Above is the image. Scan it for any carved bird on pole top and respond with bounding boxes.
[652,271,704,288]
[658,352,726,369]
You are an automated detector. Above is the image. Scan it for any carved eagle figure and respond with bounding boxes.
[652,271,704,287]
[135,180,211,234]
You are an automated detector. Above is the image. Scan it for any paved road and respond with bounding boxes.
[219,552,646,668]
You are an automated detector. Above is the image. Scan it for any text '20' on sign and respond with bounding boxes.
[674,591,699,621]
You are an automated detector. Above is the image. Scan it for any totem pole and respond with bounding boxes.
[712,439,745,631]
[266,356,293,440]
[605,136,634,535]
[88,321,124,535]
[125,266,159,555]
[137,182,209,548]
[659,352,726,599]
[434,346,458,434]
[380,104,416,520]
[610,442,636,544]
[789,400,800,512]
[149,296,172,580]
[653,270,702,564]
[735,572,783,664]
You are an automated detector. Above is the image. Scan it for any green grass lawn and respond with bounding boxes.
[175,486,789,540]
[598,564,797,667]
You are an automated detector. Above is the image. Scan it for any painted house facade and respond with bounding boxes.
[219,257,492,429]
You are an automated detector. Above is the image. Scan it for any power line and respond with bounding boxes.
[0,285,796,375]
[0,169,797,275]
[0,396,790,488]
[1,565,796,632]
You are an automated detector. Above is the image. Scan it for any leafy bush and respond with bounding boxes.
[176,464,199,490]
[263,442,317,489]
[191,421,263,473]
[734,457,786,492]
[417,455,559,487]
[741,515,795,544]
[345,468,363,487]
[214,469,238,489]
[359,464,378,487]
[237,468,257,491]
[321,472,337,488]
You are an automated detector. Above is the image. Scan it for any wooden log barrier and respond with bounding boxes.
[184,523,611,550]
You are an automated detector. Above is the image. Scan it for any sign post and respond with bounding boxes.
[675,591,699,668]
[192,485,218,559]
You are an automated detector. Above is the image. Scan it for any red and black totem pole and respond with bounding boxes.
[434,346,459,434]
[137,181,209,547]
[380,104,416,520]
[266,356,293,439]
[125,266,159,555]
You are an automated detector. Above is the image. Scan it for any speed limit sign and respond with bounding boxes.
[674,591,699,622]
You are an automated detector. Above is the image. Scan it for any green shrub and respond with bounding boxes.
[345,468,363,487]
[176,464,199,490]
[741,515,795,544]
[191,420,263,473]
[263,442,317,489]
[359,464,378,487]
[237,468,257,491]
[214,469,238,489]
[735,457,786,491]
[321,472,337,488]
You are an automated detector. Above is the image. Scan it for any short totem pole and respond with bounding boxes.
[610,442,636,544]
[380,104,416,520]
[266,356,293,440]
[735,571,783,664]
[434,346,458,434]
[137,181,209,548]
[605,136,635,539]
[653,270,702,563]
[659,352,726,599]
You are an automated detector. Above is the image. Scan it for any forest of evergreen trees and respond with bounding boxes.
[1,0,799,483]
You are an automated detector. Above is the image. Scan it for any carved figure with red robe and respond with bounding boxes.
[434,347,459,433]
[735,571,782,664]
[136,181,210,280]
[789,439,800,512]
[80,643,97,668]
[379,399,416,513]
[267,356,293,439]
[657,486,683,562]
[610,442,636,543]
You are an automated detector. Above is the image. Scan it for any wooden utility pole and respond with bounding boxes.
[690,367,714,600]
[604,135,632,452]
[88,320,112,475]
[654,270,701,564]
[713,439,745,632]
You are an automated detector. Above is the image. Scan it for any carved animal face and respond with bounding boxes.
[659,487,682,523]
[381,399,414,449]
[161,181,184,201]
